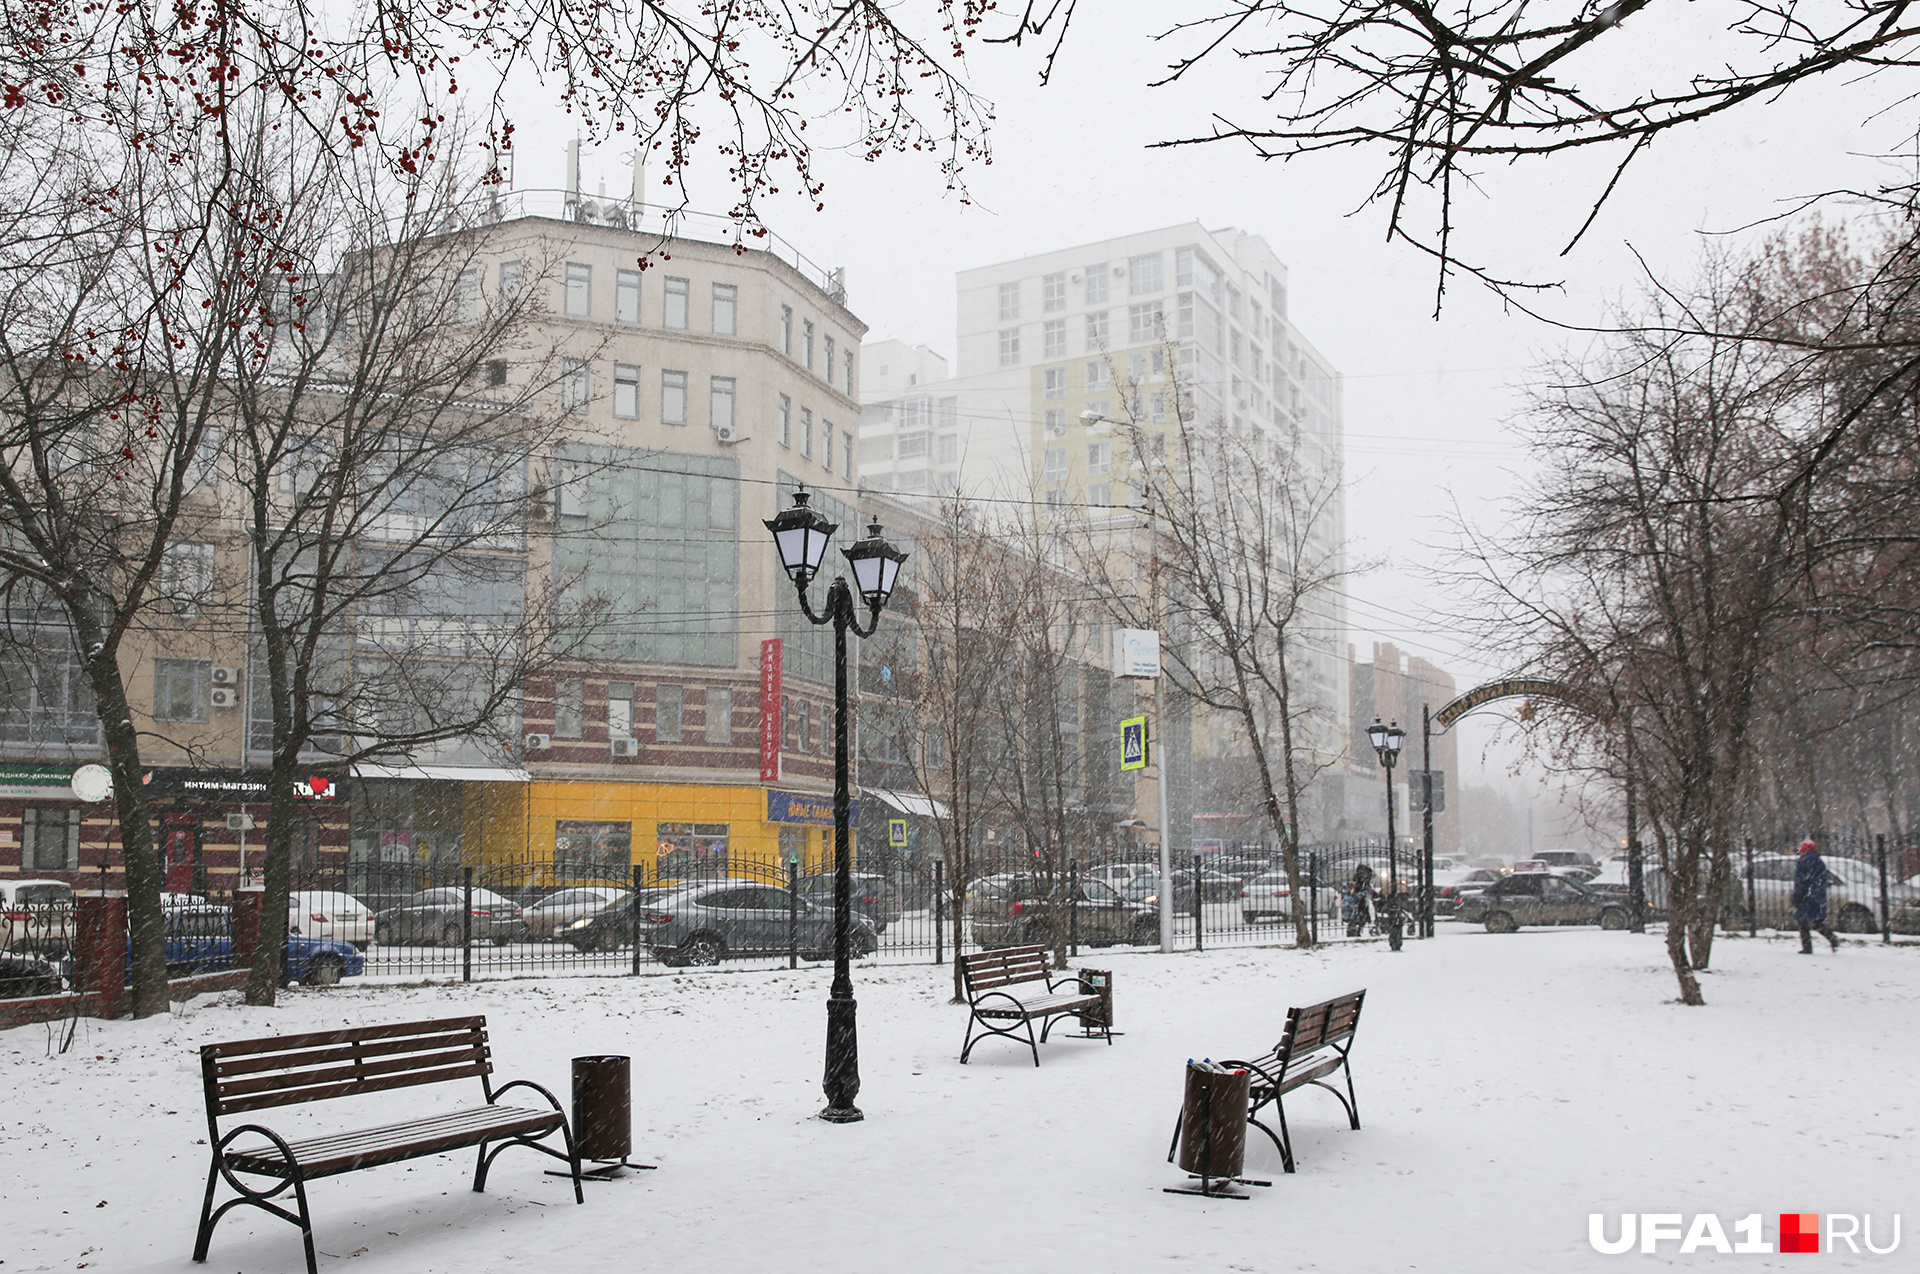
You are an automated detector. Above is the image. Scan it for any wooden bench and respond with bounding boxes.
[1170,989,1366,1173]
[193,1015,582,1274]
[959,945,1112,1066]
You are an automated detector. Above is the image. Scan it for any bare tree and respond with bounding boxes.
[1070,356,1351,948]
[199,122,611,1003]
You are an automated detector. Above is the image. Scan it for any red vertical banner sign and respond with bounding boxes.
[759,639,783,782]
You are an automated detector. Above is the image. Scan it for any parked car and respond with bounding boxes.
[1433,867,1504,915]
[1083,862,1161,892]
[1119,868,1239,909]
[373,887,528,946]
[1456,873,1629,932]
[0,952,64,998]
[151,905,365,985]
[564,881,876,965]
[286,890,374,948]
[0,879,75,955]
[967,876,1159,950]
[1239,869,1338,924]
[795,872,903,933]
[523,887,630,941]
[1733,854,1919,933]
[1531,850,1602,879]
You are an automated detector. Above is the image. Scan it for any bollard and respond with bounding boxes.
[232,886,265,966]
[462,867,473,983]
[72,893,129,1019]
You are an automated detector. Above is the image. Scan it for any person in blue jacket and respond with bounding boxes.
[1792,838,1839,954]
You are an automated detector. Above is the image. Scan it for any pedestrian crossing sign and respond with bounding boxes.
[889,818,907,847]
[1120,716,1148,771]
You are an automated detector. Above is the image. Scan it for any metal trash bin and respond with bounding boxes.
[1167,1062,1267,1199]
[567,1055,653,1178]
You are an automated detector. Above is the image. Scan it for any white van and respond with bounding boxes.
[287,891,374,948]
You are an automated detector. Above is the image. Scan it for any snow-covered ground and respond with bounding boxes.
[3,927,1914,1272]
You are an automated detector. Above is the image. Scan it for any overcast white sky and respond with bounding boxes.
[506,4,1902,818]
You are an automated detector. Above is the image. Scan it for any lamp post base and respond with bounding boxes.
[818,1105,865,1124]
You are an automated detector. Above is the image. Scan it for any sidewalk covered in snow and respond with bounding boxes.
[2,928,1914,1272]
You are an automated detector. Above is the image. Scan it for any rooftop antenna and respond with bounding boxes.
[565,138,581,216]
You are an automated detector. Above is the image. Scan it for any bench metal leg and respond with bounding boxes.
[960,1010,1042,1066]
[476,1126,585,1205]
[193,1129,315,1274]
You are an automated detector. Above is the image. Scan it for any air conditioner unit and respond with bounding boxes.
[225,813,256,831]
[211,666,240,686]
[523,733,552,751]
[1071,273,1082,283]
[609,738,640,758]
[714,425,748,445]
[209,687,239,709]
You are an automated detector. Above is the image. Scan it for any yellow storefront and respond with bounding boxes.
[466,779,852,882]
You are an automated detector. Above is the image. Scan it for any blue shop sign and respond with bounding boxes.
[767,789,860,827]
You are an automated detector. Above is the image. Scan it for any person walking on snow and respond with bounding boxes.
[1792,838,1839,954]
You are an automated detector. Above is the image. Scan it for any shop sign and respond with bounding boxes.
[0,764,77,801]
[1114,628,1161,679]
[767,788,860,827]
[759,639,783,782]
[143,769,343,801]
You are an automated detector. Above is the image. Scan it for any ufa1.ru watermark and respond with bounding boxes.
[1588,1214,1900,1255]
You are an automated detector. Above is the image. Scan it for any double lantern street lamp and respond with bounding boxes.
[764,486,908,1124]
[1367,717,1406,951]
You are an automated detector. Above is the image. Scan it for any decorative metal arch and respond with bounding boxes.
[1432,678,1610,732]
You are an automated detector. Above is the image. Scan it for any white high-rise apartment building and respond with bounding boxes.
[859,222,1351,837]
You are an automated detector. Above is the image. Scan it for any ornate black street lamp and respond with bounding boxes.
[765,486,907,1123]
[1367,717,1406,951]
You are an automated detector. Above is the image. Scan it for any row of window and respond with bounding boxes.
[557,362,851,474]
[546,680,830,753]
[1001,301,1171,367]
[996,255,1164,323]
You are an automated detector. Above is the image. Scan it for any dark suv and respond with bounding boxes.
[968,876,1158,950]
[795,872,902,934]
[1457,872,1628,932]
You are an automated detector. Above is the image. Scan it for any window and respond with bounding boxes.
[616,269,642,324]
[798,700,812,753]
[661,370,688,425]
[822,424,834,473]
[710,377,736,433]
[663,276,689,329]
[1042,367,1066,400]
[160,542,215,617]
[803,320,815,370]
[705,687,732,745]
[937,434,959,465]
[485,359,508,387]
[1087,440,1111,475]
[899,433,929,458]
[613,363,641,419]
[823,336,835,382]
[801,408,814,458]
[998,328,1020,366]
[1084,262,1109,304]
[1085,360,1111,392]
[778,394,792,447]
[154,658,210,722]
[1128,253,1162,296]
[276,435,324,494]
[712,283,737,335]
[1042,272,1066,312]
[1043,319,1066,359]
[1129,301,1164,343]
[1085,398,1110,420]
[1150,432,1167,461]
[781,694,795,749]
[781,305,794,355]
[1087,482,1112,508]
[555,679,584,738]
[998,281,1021,321]
[1045,488,1067,508]
[562,358,590,414]
[1043,447,1068,483]
[844,350,855,395]
[1085,309,1109,348]
[455,268,480,322]
[498,260,524,303]
[842,431,853,477]
[565,262,592,317]
[23,808,79,872]
[608,681,634,739]
[1042,407,1067,437]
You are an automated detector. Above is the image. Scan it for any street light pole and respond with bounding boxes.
[1368,718,1405,950]
[765,489,908,1124]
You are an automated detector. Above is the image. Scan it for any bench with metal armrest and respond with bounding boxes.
[958,945,1113,1066]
